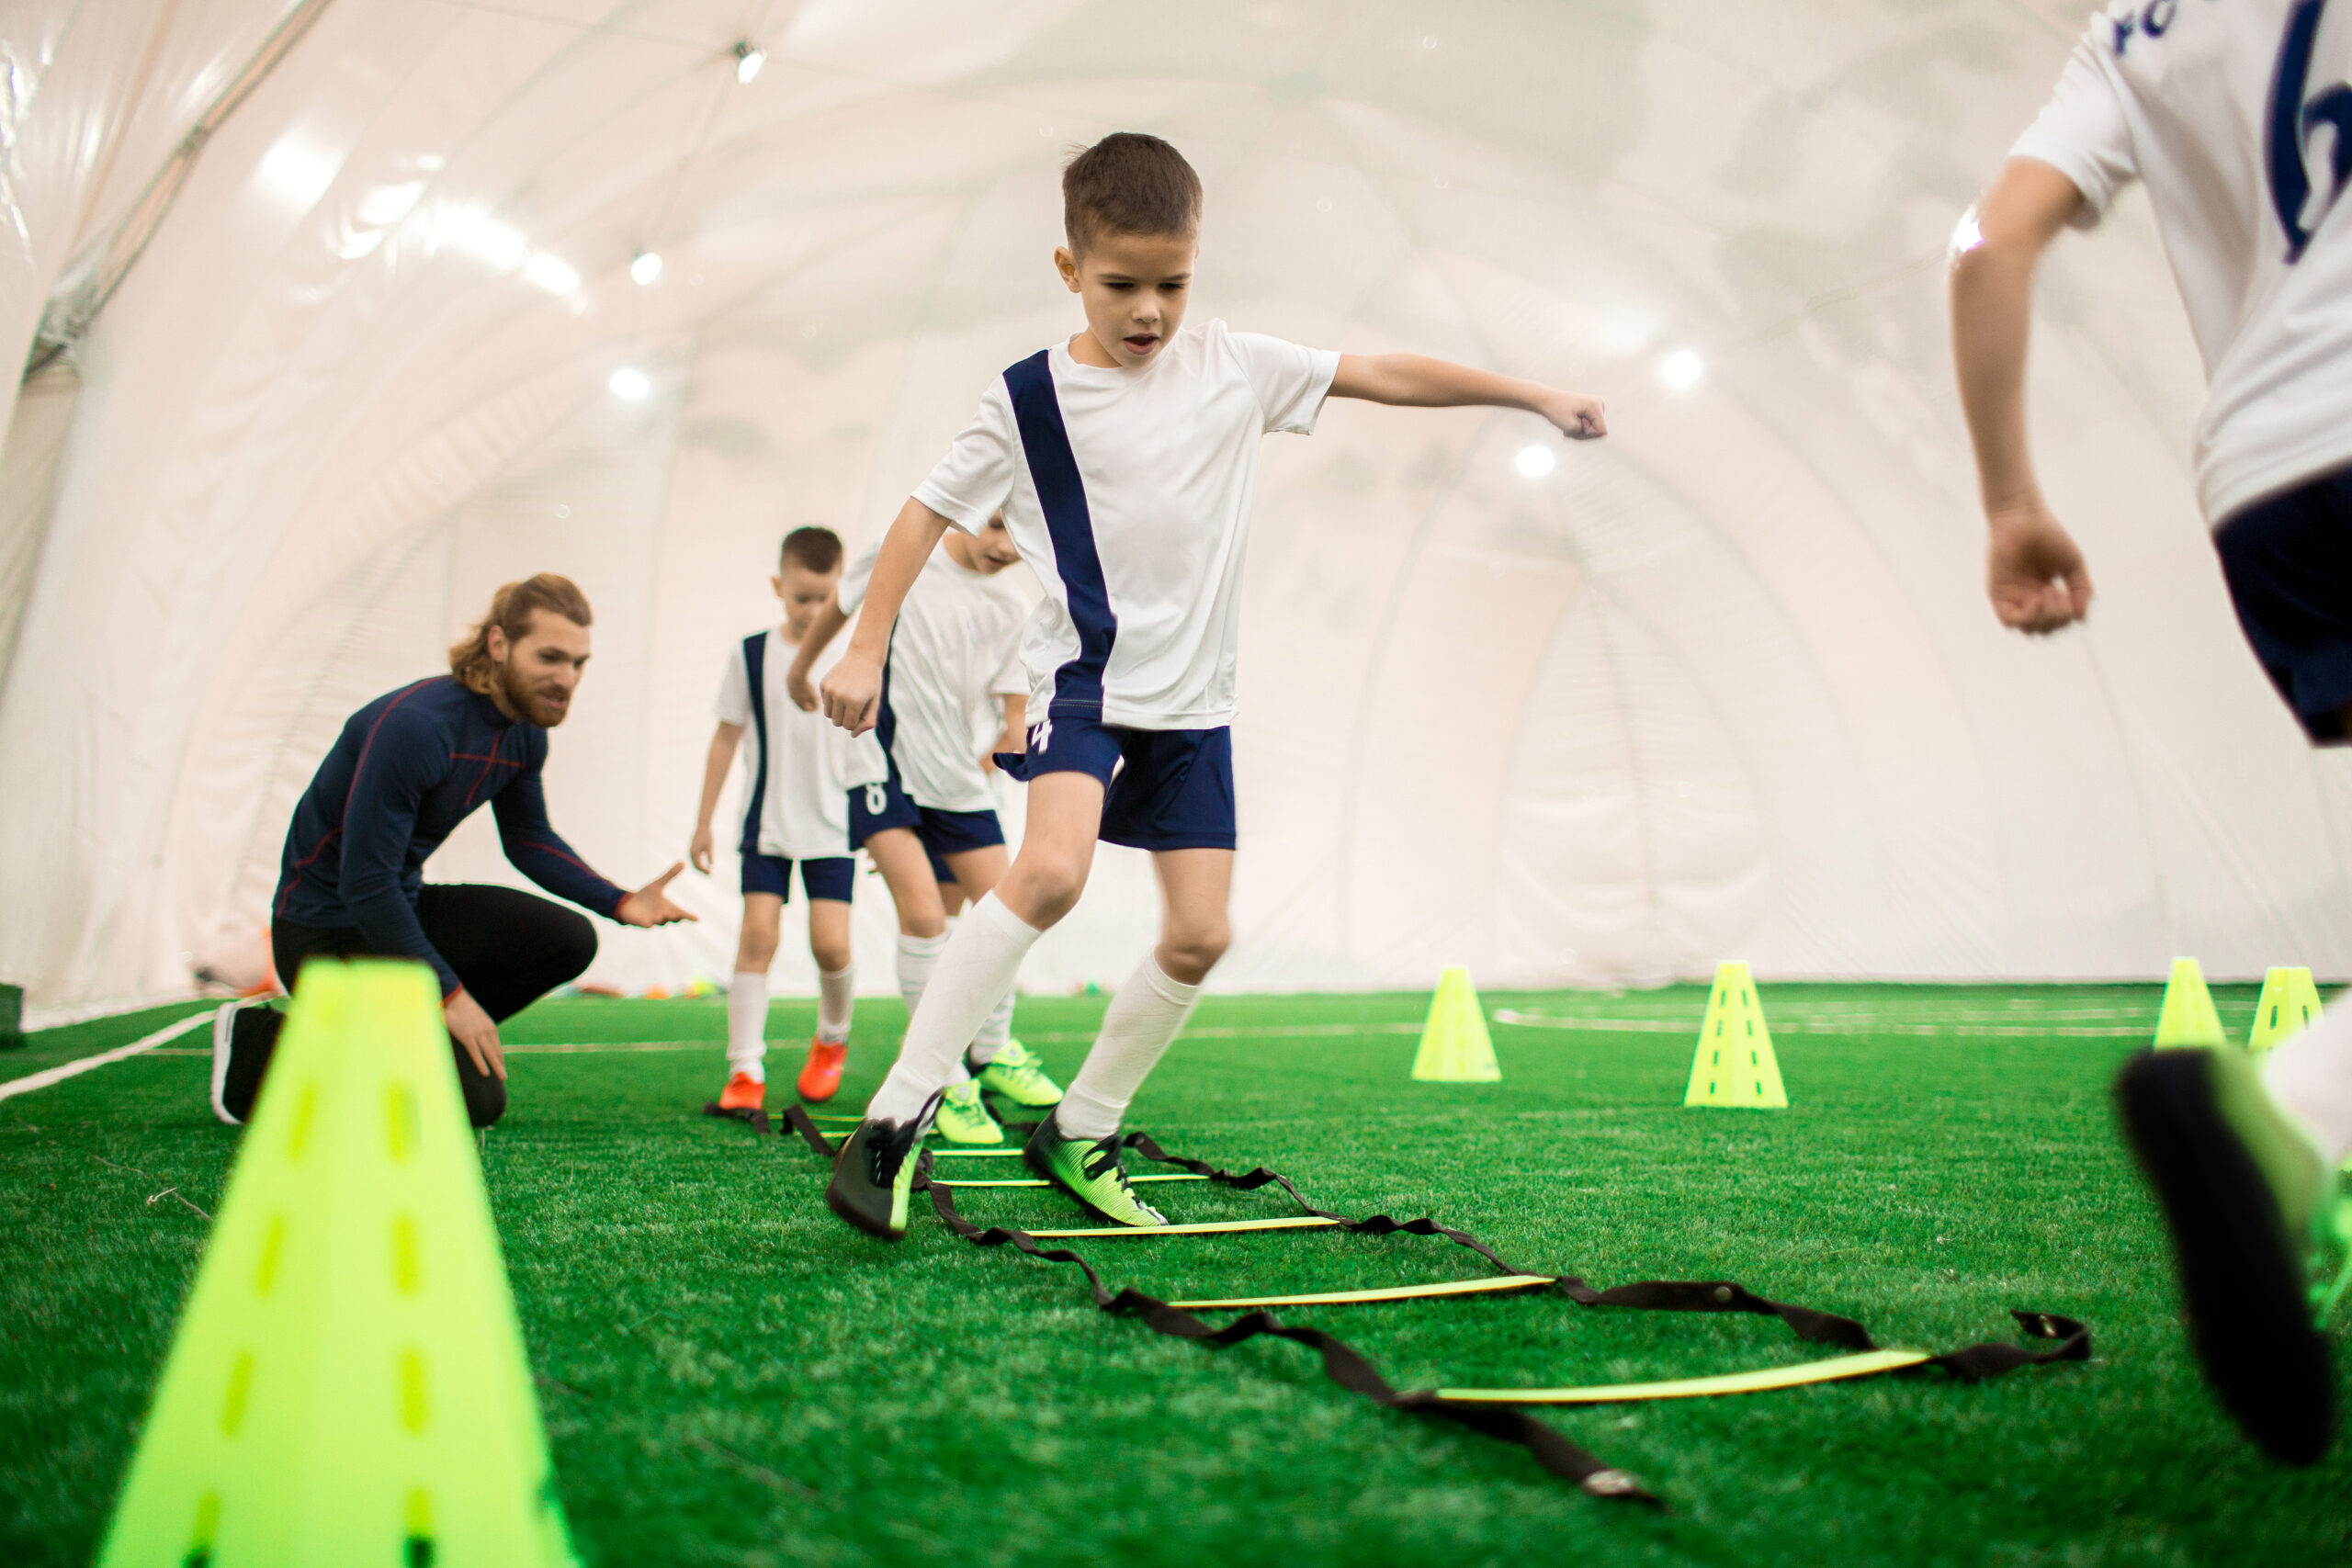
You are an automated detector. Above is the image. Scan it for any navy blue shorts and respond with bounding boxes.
[849,778,1007,881]
[998,712,1236,852]
[741,852,854,903]
[2216,465,2352,743]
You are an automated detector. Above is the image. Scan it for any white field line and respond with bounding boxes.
[0,1012,212,1102]
[1488,1010,2149,1039]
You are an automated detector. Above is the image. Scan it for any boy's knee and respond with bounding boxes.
[810,935,854,973]
[1159,922,1230,984]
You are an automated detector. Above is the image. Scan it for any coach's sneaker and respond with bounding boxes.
[209,1001,282,1126]
[797,1039,846,1102]
[968,1040,1062,1107]
[2115,1047,2338,1465]
[934,1081,1004,1145]
[823,1105,933,1241]
[1023,1111,1167,1227]
[715,1071,764,1112]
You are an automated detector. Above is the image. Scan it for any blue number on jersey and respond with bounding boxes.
[2271,0,2352,261]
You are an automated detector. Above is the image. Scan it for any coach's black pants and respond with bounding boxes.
[234,885,597,1128]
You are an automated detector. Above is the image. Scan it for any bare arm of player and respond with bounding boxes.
[689,722,743,874]
[820,496,952,735]
[980,694,1025,773]
[1329,355,1606,440]
[786,598,851,712]
[1951,158,2093,635]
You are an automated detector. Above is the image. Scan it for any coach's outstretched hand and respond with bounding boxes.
[617,863,697,927]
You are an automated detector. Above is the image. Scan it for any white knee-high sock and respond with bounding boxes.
[970,988,1017,1063]
[2260,998,2352,1165]
[1056,954,1201,1141]
[867,894,1040,1123]
[817,964,855,1045]
[896,931,963,1080]
[896,931,947,1016]
[727,972,770,1079]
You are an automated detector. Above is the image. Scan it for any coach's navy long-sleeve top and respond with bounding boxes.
[274,676,628,997]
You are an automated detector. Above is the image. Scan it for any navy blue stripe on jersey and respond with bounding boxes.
[740,632,770,854]
[1003,350,1117,716]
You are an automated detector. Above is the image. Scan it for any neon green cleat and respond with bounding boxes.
[934,1080,1004,1145]
[1023,1111,1167,1227]
[823,1111,929,1241]
[969,1039,1062,1107]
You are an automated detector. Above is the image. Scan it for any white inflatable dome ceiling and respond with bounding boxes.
[5,0,2349,1021]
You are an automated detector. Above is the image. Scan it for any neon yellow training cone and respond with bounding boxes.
[2153,957,2227,1049]
[1684,961,1788,1110]
[1411,966,1500,1081]
[97,960,578,1568]
[2248,966,2325,1055]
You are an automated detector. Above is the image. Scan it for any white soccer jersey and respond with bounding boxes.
[715,629,883,860]
[912,320,1340,730]
[840,544,1028,813]
[2012,1,2352,523]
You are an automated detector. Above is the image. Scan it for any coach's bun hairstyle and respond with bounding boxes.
[449,572,594,694]
[1062,132,1202,255]
[779,525,844,572]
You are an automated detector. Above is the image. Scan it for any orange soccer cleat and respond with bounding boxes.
[716,1071,765,1112]
[797,1039,847,1102]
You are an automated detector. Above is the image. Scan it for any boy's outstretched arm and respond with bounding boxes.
[786,599,850,712]
[820,496,952,734]
[1329,354,1606,439]
[1951,158,2093,635]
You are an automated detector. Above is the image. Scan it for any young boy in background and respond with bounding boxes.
[789,511,1061,1146]
[690,527,892,1109]
[816,132,1606,1238]
[1951,0,2352,1465]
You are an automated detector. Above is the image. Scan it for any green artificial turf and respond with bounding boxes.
[4,984,2348,1565]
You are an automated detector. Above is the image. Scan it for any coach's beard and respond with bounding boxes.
[498,660,572,728]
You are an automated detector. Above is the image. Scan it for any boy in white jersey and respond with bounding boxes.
[1953,1,2352,1464]
[815,132,1606,1239]
[788,511,1065,1146]
[689,527,893,1111]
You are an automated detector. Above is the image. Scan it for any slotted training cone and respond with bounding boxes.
[1683,961,1788,1110]
[2153,957,2227,1049]
[1411,966,1500,1081]
[97,959,578,1568]
[2248,966,2325,1055]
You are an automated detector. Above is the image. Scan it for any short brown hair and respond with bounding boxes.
[1062,132,1201,254]
[780,525,843,573]
[448,573,593,694]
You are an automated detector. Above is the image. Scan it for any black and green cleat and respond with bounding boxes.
[1023,1111,1167,1227]
[823,1109,931,1241]
[2114,1047,2338,1466]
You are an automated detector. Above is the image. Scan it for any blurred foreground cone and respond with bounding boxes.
[98,959,578,1567]
[1683,961,1788,1109]
[1411,966,1500,1082]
